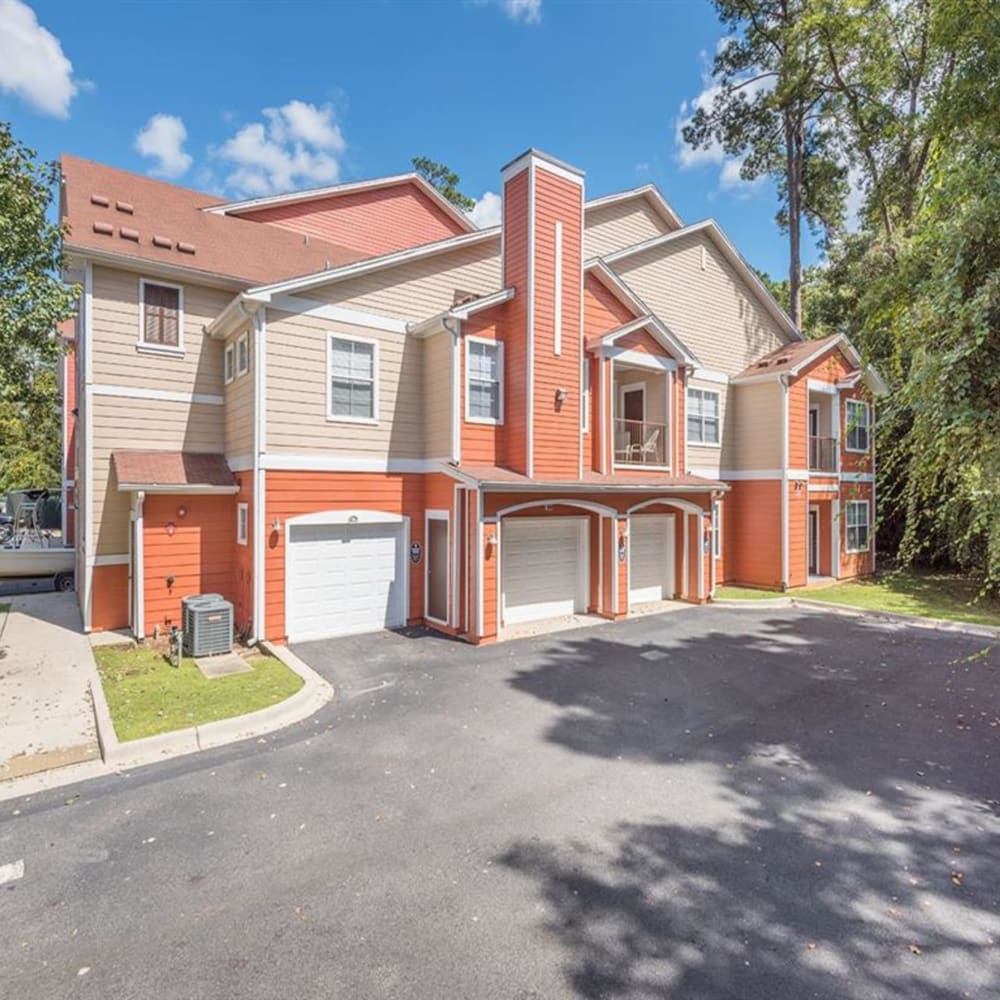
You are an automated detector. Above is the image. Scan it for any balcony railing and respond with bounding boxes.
[614,418,668,467]
[809,435,837,472]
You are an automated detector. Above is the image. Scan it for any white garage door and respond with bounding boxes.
[502,517,586,626]
[629,514,675,605]
[286,520,406,642]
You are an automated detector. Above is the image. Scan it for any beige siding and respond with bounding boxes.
[614,232,790,375]
[422,330,453,459]
[90,266,230,394]
[265,308,426,458]
[91,397,224,555]
[584,199,671,259]
[307,241,501,322]
[224,323,255,460]
[731,380,783,470]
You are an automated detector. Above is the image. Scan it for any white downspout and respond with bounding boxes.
[252,308,267,643]
[780,373,789,590]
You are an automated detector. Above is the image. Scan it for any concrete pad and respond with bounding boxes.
[195,651,253,678]
[89,629,134,648]
[499,612,605,642]
[0,593,100,781]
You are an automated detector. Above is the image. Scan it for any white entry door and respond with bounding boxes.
[502,517,587,626]
[286,519,406,642]
[629,514,675,605]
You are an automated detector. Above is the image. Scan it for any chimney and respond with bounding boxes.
[500,149,585,478]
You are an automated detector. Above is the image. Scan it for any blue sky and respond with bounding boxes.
[1,0,822,279]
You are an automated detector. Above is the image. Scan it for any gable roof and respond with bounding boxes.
[733,332,888,395]
[586,260,700,366]
[600,218,802,343]
[61,154,364,287]
[585,183,683,231]
[202,172,477,235]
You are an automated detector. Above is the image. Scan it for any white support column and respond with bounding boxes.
[134,491,145,640]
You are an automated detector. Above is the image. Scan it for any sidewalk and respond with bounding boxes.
[0,593,101,780]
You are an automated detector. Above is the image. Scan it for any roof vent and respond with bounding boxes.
[116,200,134,214]
[152,234,173,249]
[92,221,113,236]
[119,226,140,242]
[177,241,196,255]
[90,194,110,207]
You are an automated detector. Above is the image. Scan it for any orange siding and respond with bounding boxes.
[616,327,667,357]
[675,368,686,475]
[583,273,635,334]
[263,471,426,641]
[788,379,808,470]
[500,170,529,474]
[481,524,498,640]
[725,480,783,589]
[240,183,466,255]
[616,519,628,615]
[92,563,128,631]
[787,484,809,589]
[142,494,236,635]
[839,483,875,579]
[839,386,874,475]
[531,168,583,478]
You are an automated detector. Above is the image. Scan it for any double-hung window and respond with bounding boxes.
[466,338,503,424]
[687,387,720,445]
[845,399,870,452]
[236,503,248,546]
[224,344,235,384]
[845,500,870,553]
[139,281,183,352]
[328,335,377,422]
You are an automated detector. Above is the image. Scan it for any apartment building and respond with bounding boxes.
[60,147,883,644]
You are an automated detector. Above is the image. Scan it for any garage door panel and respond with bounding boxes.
[629,515,675,605]
[287,520,405,642]
[502,518,586,626]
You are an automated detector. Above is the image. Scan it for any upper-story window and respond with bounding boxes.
[236,332,250,377]
[466,337,503,424]
[328,334,378,423]
[224,344,235,384]
[687,387,720,445]
[845,399,870,452]
[139,280,183,354]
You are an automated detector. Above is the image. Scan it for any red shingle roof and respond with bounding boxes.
[457,465,725,491]
[112,451,235,490]
[61,155,364,286]
[734,333,844,380]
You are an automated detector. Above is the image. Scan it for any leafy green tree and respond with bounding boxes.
[0,122,76,490]
[411,156,476,212]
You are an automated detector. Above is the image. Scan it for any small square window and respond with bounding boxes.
[237,503,248,546]
[236,332,250,377]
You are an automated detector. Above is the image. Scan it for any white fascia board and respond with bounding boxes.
[807,378,839,395]
[268,294,409,333]
[406,289,513,340]
[603,346,676,371]
[117,483,240,495]
[205,292,267,339]
[203,172,477,235]
[246,227,500,300]
[66,245,247,291]
[261,454,452,473]
[584,184,683,230]
[603,219,802,343]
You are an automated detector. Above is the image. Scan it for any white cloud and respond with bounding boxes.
[135,114,193,178]
[216,100,347,197]
[0,0,78,118]
[719,156,765,196]
[844,164,865,232]
[502,0,541,24]
[468,191,502,229]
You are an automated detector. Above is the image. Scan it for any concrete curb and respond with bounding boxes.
[89,643,335,771]
[712,594,1000,640]
[788,598,1000,640]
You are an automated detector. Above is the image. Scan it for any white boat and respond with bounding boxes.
[0,540,75,584]
[0,489,75,589]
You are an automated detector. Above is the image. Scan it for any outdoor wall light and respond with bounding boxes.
[486,533,498,549]
[555,387,568,404]
[271,517,282,533]
[165,521,176,537]
[176,504,188,519]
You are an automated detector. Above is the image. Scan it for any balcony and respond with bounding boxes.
[809,435,837,472]
[614,418,668,467]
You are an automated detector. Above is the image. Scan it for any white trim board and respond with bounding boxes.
[260,454,452,473]
[269,294,409,333]
[91,384,224,406]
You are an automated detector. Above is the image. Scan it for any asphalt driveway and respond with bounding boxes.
[2,605,998,999]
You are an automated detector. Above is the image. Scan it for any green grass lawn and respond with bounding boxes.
[717,570,1000,627]
[0,602,9,614]
[94,644,304,742]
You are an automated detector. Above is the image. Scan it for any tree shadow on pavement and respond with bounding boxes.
[500,611,1000,999]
